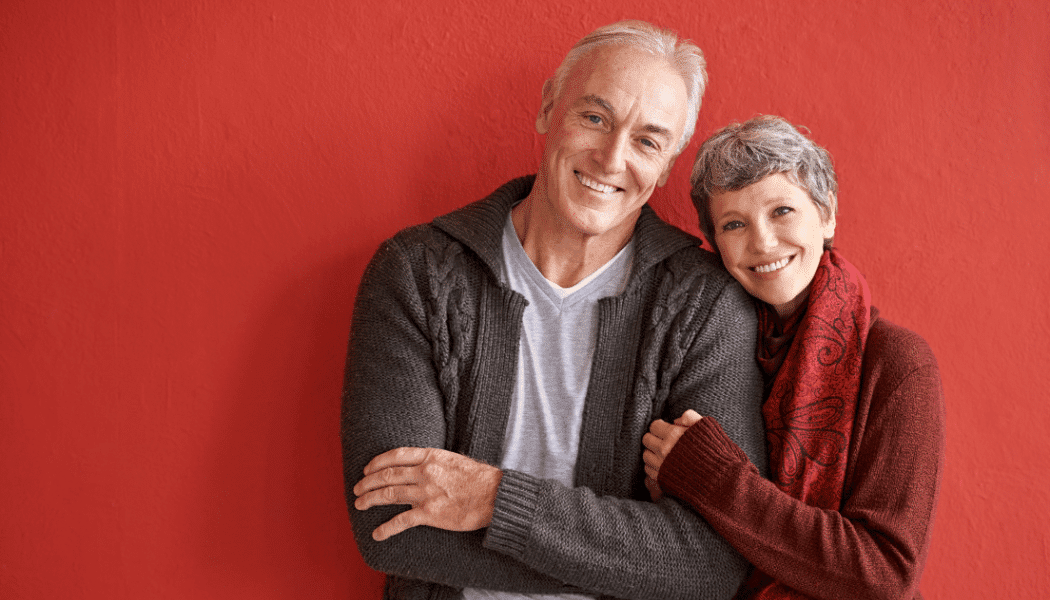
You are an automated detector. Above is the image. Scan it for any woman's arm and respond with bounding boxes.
[643,410,702,500]
[650,360,944,600]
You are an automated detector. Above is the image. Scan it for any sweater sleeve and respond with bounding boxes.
[342,237,580,595]
[658,333,946,600]
[482,275,768,600]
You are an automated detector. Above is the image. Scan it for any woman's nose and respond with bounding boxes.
[749,221,777,251]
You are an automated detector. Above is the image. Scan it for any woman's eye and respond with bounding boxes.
[773,206,794,217]
[721,221,743,232]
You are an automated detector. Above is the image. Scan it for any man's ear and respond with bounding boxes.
[657,153,679,186]
[535,79,555,134]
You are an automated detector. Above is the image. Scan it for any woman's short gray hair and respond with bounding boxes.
[690,115,839,250]
[547,20,707,154]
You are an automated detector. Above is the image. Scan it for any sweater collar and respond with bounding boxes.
[432,175,701,285]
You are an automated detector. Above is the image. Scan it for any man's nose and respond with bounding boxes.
[595,132,629,174]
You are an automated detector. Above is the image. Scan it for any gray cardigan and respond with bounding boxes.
[342,176,767,600]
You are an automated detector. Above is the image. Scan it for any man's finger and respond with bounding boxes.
[373,507,426,541]
[355,482,421,511]
[363,447,429,475]
[353,465,421,496]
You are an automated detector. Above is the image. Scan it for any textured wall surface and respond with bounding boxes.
[1,0,1048,598]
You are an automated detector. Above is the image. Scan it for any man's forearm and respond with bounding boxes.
[479,462,749,600]
[343,238,580,594]
[474,273,766,600]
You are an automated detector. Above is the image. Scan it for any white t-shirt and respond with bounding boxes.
[462,216,634,600]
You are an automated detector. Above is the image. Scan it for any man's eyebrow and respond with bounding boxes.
[641,123,673,139]
[581,94,615,114]
[580,94,673,141]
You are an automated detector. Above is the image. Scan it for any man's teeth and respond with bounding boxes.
[576,172,618,194]
[754,257,790,273]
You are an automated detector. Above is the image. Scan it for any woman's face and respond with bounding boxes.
[710,172,835,317]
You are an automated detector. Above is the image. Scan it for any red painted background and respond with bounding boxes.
[2,1,1047,598]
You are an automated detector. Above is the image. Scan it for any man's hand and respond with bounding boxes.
[353,447,503,541]
[642,409,703,496]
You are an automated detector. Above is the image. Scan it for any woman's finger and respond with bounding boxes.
[642,431,663,452]
[675,410,703,427]
[644,462,659,481]
[648,419,675,437]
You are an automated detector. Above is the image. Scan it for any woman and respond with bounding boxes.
[643,115,945,600]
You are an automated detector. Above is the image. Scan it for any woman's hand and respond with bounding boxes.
[642,410,703,500]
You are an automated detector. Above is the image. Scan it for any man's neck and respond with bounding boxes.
[512,197,636,289]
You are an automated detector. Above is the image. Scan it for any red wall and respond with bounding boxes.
[2,1,1047,598]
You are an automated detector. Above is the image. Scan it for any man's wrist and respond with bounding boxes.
[476,464,503,528]
[484,469,539,559]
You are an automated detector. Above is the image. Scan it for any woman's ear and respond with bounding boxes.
[535,79,555,134]
[822,199,837,241]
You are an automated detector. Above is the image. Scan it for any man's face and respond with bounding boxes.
[534,44,689,242]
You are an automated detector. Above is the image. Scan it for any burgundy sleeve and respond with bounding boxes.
[658,360,945,600]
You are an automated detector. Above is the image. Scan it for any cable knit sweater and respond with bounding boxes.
[658,309,945,600]
[342,176,768,600]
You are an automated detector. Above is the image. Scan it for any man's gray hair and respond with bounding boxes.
[690,115,839,250]
[546,20,707,154]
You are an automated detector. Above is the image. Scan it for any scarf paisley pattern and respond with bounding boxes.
[738,250,871,600]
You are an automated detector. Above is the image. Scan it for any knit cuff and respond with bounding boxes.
[484,469,539,560]
[658,418,752,500]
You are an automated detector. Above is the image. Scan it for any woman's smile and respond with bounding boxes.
[751,256,792,274]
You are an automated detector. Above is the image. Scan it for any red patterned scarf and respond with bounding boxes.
[738,250,871,600]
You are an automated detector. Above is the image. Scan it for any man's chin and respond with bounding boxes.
[566,210,639,241]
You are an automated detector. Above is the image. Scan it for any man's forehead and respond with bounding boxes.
[563,46,688,134]
[574,44,657,77]
[570,46,684,99]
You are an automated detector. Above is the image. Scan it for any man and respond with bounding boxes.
[343,20,766,600]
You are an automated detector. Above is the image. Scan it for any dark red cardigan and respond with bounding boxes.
[658,310,945,600]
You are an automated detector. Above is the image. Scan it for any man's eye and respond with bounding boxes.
[587,114,603,125]
[773,206,793,217]
[639,138,656,149]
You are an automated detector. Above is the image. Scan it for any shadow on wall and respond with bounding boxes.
[194,248,383,597]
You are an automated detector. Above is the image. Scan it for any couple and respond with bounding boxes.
[342,20,944,600]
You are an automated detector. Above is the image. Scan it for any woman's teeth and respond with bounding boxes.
[753,257,790,273]
[576,172,618,194]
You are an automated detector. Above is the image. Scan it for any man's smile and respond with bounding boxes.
[575,170,622,194]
